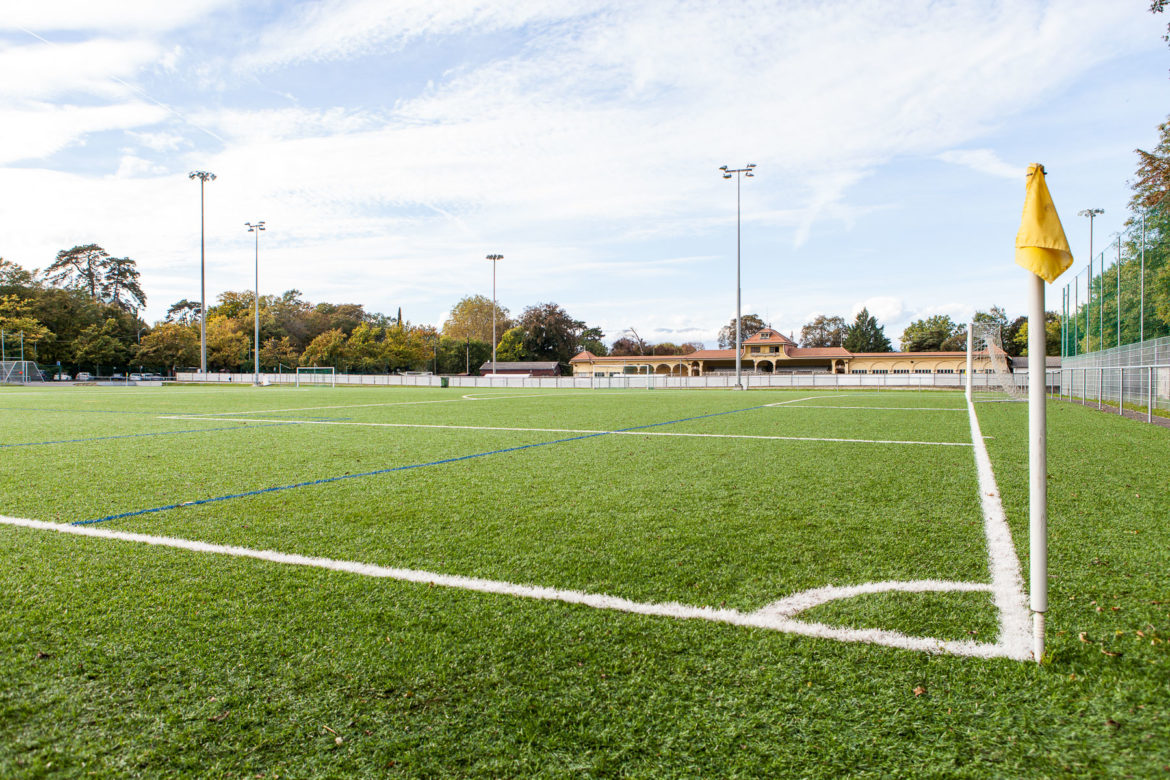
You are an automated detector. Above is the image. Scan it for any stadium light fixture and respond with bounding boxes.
[487,254,503,375]
[246,221,266,386]
[189,171,216,375]
[719,164,756,389]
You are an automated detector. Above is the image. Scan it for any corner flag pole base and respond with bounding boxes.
[1033,612,1045,663]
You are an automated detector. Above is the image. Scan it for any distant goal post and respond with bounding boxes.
[296,366,336,387]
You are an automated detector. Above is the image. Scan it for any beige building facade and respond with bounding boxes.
[570,328,992,377]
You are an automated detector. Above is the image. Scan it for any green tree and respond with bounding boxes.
[101,256,146,311]
[72,318,127,372]
[0,259,35,289]
[842,308,892,352]
[43,245,109,299]
[442,295,512,343]
[437,337,492,374]
[165,299,202,326]
[1012,312,1061,356]
[495,326,527,362]
[799,315,847,347]
[515,303,591,369]
[900,314,962,352]
[134,323,198,374]
[717,314,766,349]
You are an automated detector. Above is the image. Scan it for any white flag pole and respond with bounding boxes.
[1028,272,1048,662]
[966,322,973,402]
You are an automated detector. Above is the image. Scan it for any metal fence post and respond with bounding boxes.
[1149,365,1154,423]
[1119,366,1124,416]
[1098,367,1103,410]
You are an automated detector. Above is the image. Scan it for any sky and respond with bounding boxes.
[1,0,1167,349]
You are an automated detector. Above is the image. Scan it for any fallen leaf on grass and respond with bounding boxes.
[1101,648,1120,658]
[913,686,926,697]
[208,711,230,722]
[1078,632,1089,643]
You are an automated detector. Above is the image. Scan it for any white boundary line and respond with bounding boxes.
[966,396,1032,658]
[155,415,972,447]
[778,405,966,412]
[0,515,1017,659]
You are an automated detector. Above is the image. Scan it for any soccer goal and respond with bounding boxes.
[971,323,1025,400]
[296,366,336,387]
[0,361,46,384]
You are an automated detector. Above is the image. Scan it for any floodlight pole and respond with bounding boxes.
[189,171,216,375]
[720,164,756,390]
[246,221,266,386]
[487,254,503,375]
[1078,209,1103,351]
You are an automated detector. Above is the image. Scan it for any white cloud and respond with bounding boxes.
[0,39,161,99]
[1,1,235,33]
[937,149,1022,179]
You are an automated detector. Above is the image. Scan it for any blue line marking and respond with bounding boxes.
[75,403,770,526]
[0,406,160,415]
[3,423,294,449]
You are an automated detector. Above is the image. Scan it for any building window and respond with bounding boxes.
[914,369,931,374]
[760,332,771,339]
[872,369,888,374]
[937,369,954,374]
[750,346,759,354]
[852,369,868,374]
[892,369,909,374]
[770,346,779,353]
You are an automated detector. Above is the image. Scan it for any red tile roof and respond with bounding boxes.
[743,328,795,345]
[788,346,851,357]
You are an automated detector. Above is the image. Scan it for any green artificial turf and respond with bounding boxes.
[0,384,1167,777]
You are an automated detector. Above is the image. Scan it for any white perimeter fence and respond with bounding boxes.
[1059,335,1170,419]
[180,371,1023,391]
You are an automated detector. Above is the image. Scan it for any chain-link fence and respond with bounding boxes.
[1060,216,1169,357]
[1058,335,1170,416]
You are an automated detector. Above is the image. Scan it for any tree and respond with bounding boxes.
[344,323,385,373]
[495,326,528,362]
[442,295,512,343]
[437,337,492,374]
[515,303,592,368]
[206,316,250,370]
[72,318,127,372]
[134,323,198,374]
[578,325,607,356]
[43,244,109,299]
[800,315,847,347]
[610,336,643,356]
[301,329,348,370]
[900,314,962,352]
[0,259,35,289]
[717,314,766,349]
[166,299,202,326]
[842,308,892,352]
[0,295,53,343]
[101,256,146,311]
[1012,311,1061,356]
[260,336,300,371]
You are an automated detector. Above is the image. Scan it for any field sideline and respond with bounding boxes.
[1,384,1167,777]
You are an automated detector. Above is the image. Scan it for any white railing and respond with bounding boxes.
[176,371,1017,391]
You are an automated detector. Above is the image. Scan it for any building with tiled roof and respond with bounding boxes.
[569,328,992,377]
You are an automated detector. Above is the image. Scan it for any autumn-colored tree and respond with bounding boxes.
[799,315,847,347]
[717,314,766,349]
[206,316,250,371]
[442,295,512,343]
[135,323,199,374]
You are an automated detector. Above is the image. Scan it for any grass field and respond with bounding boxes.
[1,384,1167,777]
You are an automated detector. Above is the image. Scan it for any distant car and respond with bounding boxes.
[129,373,144,381]
[112,373,125,380]
[143,373,162,380]
[76,372,92,381]
[54,373,72,381]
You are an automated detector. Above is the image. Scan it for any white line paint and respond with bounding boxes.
[966,397,1032,660]
[0,515,1018,659]
[778,405,966,412]
[155,415,972,447]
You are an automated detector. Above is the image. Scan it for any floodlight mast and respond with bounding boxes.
[246,221,266,386]
[487,254,503,375]
[720,164,756,390]
[189,171,216,375]
[1078,208,1103,351]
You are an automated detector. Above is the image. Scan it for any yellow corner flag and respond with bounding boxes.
[1015,163,1073,283]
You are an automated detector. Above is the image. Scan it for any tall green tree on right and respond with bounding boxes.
[842,308,891,352]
